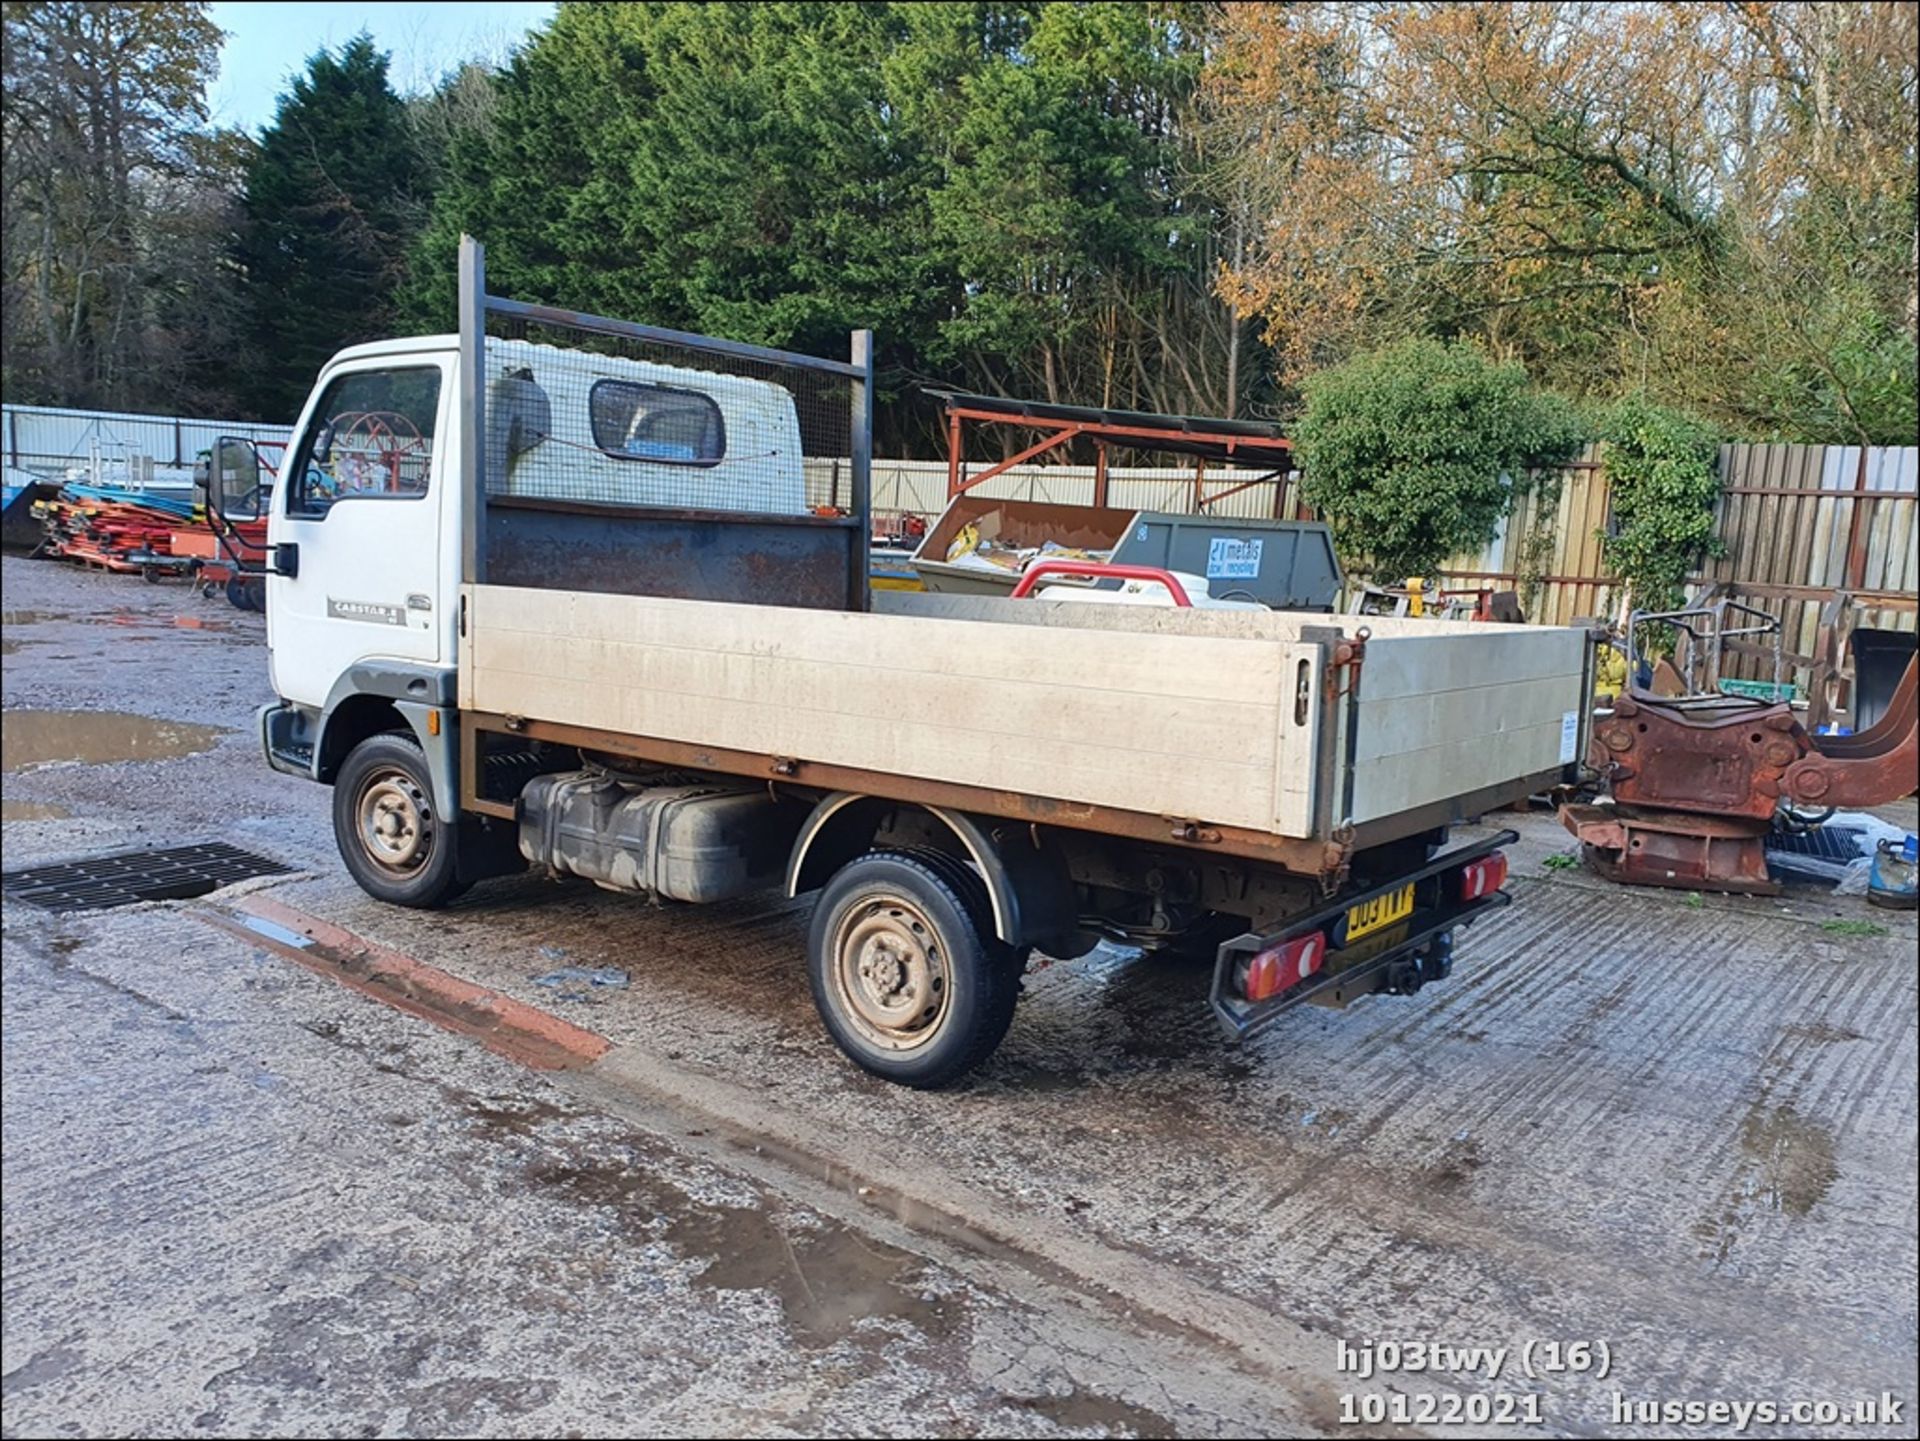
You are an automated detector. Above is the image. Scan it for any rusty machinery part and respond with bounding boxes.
[1588,693,1803,823]
[1564,654,1917,894]
[1560,803,1778,896]
[1779,656,1918,808]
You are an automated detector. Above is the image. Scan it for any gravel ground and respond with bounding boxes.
[4,550,1916,1438]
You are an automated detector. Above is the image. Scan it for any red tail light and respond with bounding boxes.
[1242,931,1327,1002]
[1457,851,1509,901]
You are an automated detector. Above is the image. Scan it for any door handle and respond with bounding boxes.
[273,542,299,578]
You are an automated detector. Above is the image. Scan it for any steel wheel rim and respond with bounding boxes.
[356,765,433,874]
[831,896,951,1051]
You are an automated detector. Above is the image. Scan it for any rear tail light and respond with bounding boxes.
[1241,931,1327,1002]
[1457,851,1509,901]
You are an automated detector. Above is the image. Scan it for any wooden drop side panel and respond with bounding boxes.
[459,583,1332,837]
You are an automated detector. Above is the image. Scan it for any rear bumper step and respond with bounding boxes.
[1209,829,1518,1042]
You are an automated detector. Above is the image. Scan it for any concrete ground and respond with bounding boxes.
[3,550,1916,1439]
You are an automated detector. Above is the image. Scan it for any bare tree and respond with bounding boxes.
[2,1,227,410]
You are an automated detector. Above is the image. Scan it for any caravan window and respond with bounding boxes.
[589,380,725,466]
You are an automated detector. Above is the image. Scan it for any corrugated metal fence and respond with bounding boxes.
[1429,446,1613,626]
[3,402,292,477]
[1703,445,1917,675]
[1426,444,1917,672]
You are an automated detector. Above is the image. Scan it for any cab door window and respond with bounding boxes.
[289,367,441,518]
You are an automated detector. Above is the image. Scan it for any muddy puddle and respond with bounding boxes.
[1696,1101,1839,1263]
[1023,1388,1178,1437]
[1737,1103,1838,1217]
[525,1155,959,1348]
[525,1142,1173,1430]
[1,800,73,821]
[2,709,226,773]
[3,607,245,636]
[467,1097,573,1138]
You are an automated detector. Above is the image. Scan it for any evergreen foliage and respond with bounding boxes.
[234,34,418,419]
[1294,339,1586,583]
[1595,397,1725,613]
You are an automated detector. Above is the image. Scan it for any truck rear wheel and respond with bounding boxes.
[333,732,466,908]
[807,850,1023,1088]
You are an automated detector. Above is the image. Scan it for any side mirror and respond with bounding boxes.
[206,436,298,577]
[208,437,262,523]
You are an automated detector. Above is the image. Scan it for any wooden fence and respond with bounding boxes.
[1427,444,1918,680]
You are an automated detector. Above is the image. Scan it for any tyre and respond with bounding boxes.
[881,844,1027,969]
[332,732,467,907]
[225,574,254,611]
[807,849,1024,1088]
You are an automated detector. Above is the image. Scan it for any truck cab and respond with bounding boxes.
[264,338,459,716]
[250,333,809,858]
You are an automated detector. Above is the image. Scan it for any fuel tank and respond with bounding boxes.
[518,771,800,902]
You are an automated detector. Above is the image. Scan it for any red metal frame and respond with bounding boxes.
[1194,467,1287,512]
[1010,560,1193,606]
[941,401,1294,508]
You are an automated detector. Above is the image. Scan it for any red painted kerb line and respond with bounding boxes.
[199,893,610,1071]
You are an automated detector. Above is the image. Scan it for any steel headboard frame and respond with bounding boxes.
[454,233,875,611]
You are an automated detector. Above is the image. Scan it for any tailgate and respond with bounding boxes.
[1344,626,1589,827]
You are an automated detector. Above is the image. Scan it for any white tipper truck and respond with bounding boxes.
[223,237,1592,1087]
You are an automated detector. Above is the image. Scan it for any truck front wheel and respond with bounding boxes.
[333,732,466,908]
[807,850,1023,1088]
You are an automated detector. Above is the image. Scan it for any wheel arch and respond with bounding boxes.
[315,693,410,782]
[786,792,1075,949]
[314,663,459,817]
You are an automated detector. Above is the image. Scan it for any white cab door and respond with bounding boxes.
[266,355,453,708]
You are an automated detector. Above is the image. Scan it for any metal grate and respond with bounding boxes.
[481,322,855,516]
[1766,825,1865,862]
[2,842,292,913]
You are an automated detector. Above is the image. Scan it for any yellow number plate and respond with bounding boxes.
[1345,883,1415,943]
